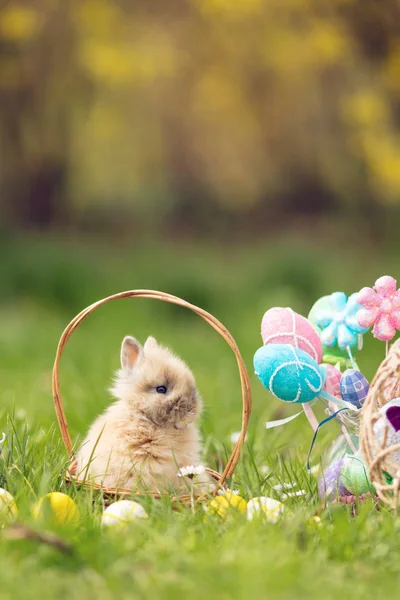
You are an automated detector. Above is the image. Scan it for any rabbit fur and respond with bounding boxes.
[76,336,212,494]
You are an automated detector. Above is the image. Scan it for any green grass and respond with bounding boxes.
[0,232,399,599]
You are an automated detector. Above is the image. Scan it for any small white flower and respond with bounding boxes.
[308,464,320,476]
[177,465,206,479]
[218,488,239,496]
[260,465,269,475]
[273,482,297,491]
[230,432,248,444]
[280,490,306,500]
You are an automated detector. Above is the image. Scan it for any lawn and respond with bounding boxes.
[0,232,399,600]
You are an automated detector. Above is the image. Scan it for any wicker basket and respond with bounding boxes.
[52,290,252,504]
[360,338,400,508]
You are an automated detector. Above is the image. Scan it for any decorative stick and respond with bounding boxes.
[341,424,358,454]
[302,402,319,432]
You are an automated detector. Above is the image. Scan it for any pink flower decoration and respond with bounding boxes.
[357,276,400,341]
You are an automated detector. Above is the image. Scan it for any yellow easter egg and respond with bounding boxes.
[247,497,284,524]
[0,488,18,523]
[206,491,247,521]
[308,515,322,529]
[101,500,148,529]
[33,492,79,524]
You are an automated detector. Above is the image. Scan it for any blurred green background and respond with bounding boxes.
[1,0,400,464]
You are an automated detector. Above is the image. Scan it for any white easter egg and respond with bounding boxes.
[374,398,400,465]
[101,500,148,529]
[0,488,18,523]
[247,497,284,524]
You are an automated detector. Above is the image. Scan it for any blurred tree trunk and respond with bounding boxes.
[0,4,76,229]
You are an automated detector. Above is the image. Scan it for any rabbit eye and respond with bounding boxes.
[156,385,167,394]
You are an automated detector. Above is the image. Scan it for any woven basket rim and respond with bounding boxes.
[360,338,400,508]
[52,289,252,501]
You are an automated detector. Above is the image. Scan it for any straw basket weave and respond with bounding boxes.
[52,290,252,504]
[360,338,400,508]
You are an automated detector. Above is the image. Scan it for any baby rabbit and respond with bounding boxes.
[76,336,212,494]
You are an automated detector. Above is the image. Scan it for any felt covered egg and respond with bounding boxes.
[341,453,373,496]
[254,344,323,404]
[340,369,369,408]
[205,492,247,522]
[261,307,322,363]
[318,459,351,500]
[101,500,148,529]
[33,492,79,524]
[0,488,18,523]
[321,364,342,399]
[247,497,284,523]
[373,398,400,466]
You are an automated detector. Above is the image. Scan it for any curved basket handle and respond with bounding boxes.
[52,290,252,486]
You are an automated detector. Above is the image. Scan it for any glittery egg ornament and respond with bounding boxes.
[340,369,369,409]
[373,399,400,466]
[321,364,342,399]
[341,453,374,496]
[254,344,323,404]
[318,459,351,500]
[261,307,322,363]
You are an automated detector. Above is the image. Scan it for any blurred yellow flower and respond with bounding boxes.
[0,6,41,41]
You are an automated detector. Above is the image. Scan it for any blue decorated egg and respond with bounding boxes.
[254,344,323,404]
[340,369,369,408]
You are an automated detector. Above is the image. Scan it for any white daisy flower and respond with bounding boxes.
[273,482,297,491]
[280,490,306,500]
[177,465,206,479]
[217,488,239,496]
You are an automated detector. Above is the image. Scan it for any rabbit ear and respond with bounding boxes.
[144,336,158,351]
[121,336,143,372]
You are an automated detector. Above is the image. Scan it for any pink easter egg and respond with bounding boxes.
[261,307,323,363]
[323,364,342,398]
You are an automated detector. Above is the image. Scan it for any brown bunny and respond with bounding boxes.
[75,336,212,493]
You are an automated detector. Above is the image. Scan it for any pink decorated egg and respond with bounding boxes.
[261,307,322,363]
[323,364,342,398]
